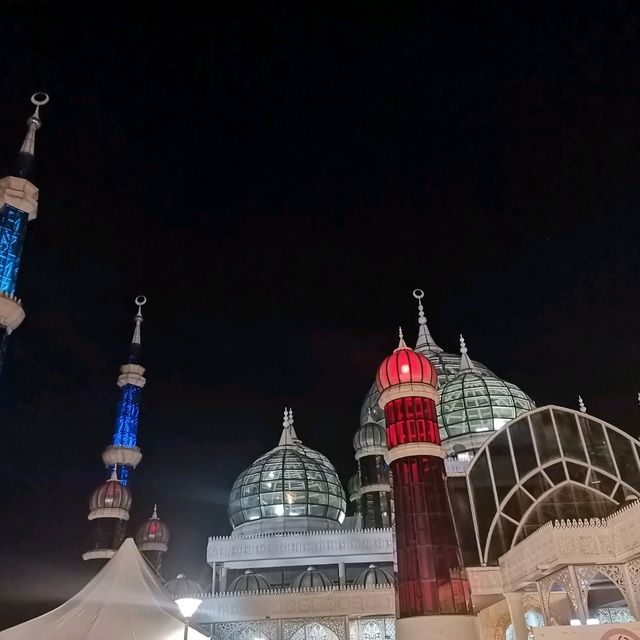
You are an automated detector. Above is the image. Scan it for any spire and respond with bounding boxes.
[129,295,146,363]
[578,395,587,413]
[287,407,300,441]
[151,503,159,519]
[279,407,295,446]
[108,464,119,481]
[413,289,443,354]
[395,326,408,351]
[16,92,49,179]
[459,334,474,371]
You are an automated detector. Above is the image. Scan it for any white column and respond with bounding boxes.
[220,565,228,593]
[338,562,346,587]
[504,592,529,640]
[211,562,217,594]
[567,566,588,624]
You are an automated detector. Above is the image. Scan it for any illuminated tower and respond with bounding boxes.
[0,93,49,374]
[376,329,478,640]
[136,504,170,575]
[101,296,147,486]
[82,465,132,563]
[353,408,393,528]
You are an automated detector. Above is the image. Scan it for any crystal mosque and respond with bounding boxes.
[2,97,640,640]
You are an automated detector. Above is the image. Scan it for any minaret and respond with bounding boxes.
[136,504,170,575]
[376,328,477,639]
[102,296,147,486]
[0,93,49,374]
[353,407,393,528]
[413,289,443,354]
[82,465,132,563]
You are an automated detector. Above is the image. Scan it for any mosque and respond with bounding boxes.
[2,96,640,640]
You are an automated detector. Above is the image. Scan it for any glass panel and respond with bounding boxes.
[552,409,586,461]
[509,418,538,478]
[489,430,517,503]
[487,516,517,564]
[566,461,588,484]
[580,418,616,475]
[608,429,640,491]
[544,462,566,485]
[589,470,616,497]
[522,472,552,499]
[469,452,496,544]
[530,410,560,463]
[503,488,533,521]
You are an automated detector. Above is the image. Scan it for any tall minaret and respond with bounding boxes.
[353,408,393,528]
[101,296,147,486]
[0,93,49,374]
[376,329,477,640]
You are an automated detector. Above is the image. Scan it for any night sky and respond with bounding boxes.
[0,1,639,629]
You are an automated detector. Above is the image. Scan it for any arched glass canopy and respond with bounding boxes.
[465,406,640,565]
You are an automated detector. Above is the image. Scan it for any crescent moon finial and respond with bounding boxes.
[30,92,50,106]
[412,288,424,300]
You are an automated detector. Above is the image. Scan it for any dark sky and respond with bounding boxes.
[0,0,639,629]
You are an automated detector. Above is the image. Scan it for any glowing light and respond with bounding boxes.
[0,204,29,297]
[586,619,599,625]
[400,364,410,374]
[175,597,202,619]
[274,504,284,516]
[569,619,581,626]
[285,492,294,504]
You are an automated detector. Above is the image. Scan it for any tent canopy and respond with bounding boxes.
[0,538,209,640]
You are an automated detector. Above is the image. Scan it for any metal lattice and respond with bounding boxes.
[0,205,29,297]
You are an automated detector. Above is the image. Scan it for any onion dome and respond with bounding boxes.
[88,467,132,520]
[347,473,361,502]
[353,409,387,459]
[165,574,204,599]
[136,505,170,552]
[228,409,346,535]
[376,328,437,392]
[353,564,394,587]
[291,566,333,589]
[438,335,535,448]
[229,569,271,593]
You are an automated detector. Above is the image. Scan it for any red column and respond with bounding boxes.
[377,336,470,619]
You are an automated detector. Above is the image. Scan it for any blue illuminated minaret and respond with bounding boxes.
[101,296,148,486]
[0,93,49,374]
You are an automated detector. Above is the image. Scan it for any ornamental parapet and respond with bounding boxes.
[207,527,394,567]
[499,500,640,590]
[192,584,396,623]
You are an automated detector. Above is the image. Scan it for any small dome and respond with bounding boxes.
[136,505,170,546]
[353,421,387,455]
[230,569,271,592]
[439,370,535,441]
[291,566,333,589]
[89,468,132,514]
[376,335,436,392]
[347,473,361,502]
[354,564,394,587]
[165,574,204,599]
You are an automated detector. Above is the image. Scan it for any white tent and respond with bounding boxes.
[0,538,209,640]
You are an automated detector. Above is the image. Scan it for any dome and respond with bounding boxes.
[353,564,394,587]
[165,574,204,599]
[229,569,271,593]
[347,473,361,502]
[291,566,333,589]
[135,505,170,548]
[229,413,346,534]
[353,419,387,457]
[439,369,535,444]
[89,468,132,519]
[376,333,436,392]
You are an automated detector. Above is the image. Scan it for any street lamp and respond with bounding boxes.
[175,597,202,640]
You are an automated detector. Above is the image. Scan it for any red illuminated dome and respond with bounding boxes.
[376,328,437,392]
[136,505,170,546]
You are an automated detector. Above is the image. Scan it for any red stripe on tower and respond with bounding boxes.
[376,328,470,619]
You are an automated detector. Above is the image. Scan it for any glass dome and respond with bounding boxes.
[353,564,394,587]
[438,369,535,442]
[291,566,333,589]
[164,574,203,599]
[229,434,346,533]
[229,569,270,592]
[353,421,387,454]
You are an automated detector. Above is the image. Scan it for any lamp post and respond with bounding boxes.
[175,597,202,640]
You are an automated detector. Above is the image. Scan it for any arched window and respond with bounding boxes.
[466,406,640,564]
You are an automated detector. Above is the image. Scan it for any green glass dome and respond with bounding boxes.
[438,369,535,441]
[229,422,346,534]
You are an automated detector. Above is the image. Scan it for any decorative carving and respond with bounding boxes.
[284,619,345,640]
[597,564,630,601]
[214,620,279,640]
